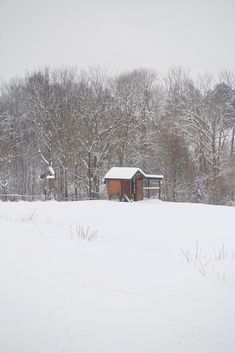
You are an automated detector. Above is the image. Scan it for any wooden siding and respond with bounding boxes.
[135,176,143,201]
[107,179,132,200]
[107,180,122,198]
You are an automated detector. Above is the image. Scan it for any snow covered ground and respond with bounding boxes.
[0,200,235,353]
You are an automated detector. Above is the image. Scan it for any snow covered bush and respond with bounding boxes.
[180,242,235,280]
[69,223,98,241]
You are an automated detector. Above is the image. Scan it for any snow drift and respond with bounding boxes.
[0,200,235,353]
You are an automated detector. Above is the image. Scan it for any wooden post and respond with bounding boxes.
[159,179,161,200]
[147,179,150,199]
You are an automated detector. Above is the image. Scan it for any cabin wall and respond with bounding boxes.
[107,180,122,198]
[106,176,146,201]
[107,179,132,200]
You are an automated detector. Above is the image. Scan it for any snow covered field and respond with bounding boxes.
[0,200,235,353]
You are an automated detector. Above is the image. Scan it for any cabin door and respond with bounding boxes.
[121,181,132,199]
[135,176,143,201]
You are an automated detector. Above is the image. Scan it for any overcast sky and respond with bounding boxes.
[0,0,235,81]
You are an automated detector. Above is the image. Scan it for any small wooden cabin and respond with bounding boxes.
[104,167,163,201]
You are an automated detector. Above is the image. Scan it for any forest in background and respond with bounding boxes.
[0,66,234,205]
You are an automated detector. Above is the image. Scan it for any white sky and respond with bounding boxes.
[0,0,235,81]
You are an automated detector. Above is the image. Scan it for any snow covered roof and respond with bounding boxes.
[104,167,142,180]
[104,167,163,180]
[144,173,164,179]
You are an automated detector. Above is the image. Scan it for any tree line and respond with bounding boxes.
[0,67,234,204]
